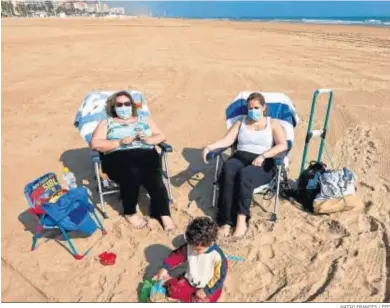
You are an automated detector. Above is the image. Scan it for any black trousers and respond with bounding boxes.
[101,148,170,218]
[216,151,275,227]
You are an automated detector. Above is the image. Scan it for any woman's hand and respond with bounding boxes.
[153,268,171,282]
[120,136,134,146]
[252,154,265,167]
[202,146,211,164]
[136,131,148,144]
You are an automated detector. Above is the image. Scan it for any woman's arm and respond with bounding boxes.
[202,120,241,163]
[90,120,121,153]
[206,120,241,151]
[141,117,166,145]
[262,120,288,159]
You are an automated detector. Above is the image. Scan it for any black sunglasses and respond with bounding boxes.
[115,102,132,107]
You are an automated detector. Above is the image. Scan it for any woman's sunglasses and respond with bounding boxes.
[115,102,132,107]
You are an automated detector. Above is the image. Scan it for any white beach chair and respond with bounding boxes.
[207,91,299,221]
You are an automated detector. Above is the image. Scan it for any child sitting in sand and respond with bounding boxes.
[154,217,228,303]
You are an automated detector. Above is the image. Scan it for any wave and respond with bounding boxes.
[168,16,390,27]
[275,18,390,27]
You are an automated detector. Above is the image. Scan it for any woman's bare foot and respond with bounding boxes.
[124,214,148,229]
[232,215,248,238]
[161,216,175,232]
[219,225,231,237]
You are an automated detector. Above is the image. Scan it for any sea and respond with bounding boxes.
[112,1,390,27]
[225,16,390,27]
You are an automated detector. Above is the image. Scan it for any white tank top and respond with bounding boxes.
[237,116,274,155]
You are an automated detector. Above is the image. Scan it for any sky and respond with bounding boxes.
[104,1,390,18]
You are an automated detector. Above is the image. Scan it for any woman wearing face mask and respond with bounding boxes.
[202,92,287,238]
[91,91,175,231]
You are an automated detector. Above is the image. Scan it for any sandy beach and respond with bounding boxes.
[1,17,390,302]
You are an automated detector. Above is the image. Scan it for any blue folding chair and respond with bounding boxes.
[73,90,173,219]
[24,172,107,260]
[207,91,299,221]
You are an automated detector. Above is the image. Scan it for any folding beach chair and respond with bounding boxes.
[24,172,106,260]
[207,92,299,221]
[73,90,173,219]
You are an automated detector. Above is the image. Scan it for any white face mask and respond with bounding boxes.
[115,106,132,120]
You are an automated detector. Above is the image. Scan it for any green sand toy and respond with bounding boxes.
[140,279,167,302]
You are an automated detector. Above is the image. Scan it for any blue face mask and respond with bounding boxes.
[115,106,132,120]
[248,109,263,121]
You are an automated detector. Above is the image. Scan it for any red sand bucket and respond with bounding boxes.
[99,252,116,265]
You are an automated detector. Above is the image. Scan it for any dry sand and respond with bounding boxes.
[1,18,390,302]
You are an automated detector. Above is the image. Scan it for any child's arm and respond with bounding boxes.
[162,244,188,270]
[203,255,228,298]
[154,244,188,282]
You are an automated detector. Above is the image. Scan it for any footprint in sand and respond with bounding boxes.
[259,245,275,260]
[359,181,375,192]
[368,216,379,232]
[378,178,390,193]
[235,261,274,296]
[318,219,350,237]
[337,126,378,176]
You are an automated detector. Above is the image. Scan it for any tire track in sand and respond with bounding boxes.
[1,257,51,302]
[305,257,341,302]
[368,217,390,302]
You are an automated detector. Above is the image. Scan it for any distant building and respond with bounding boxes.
[33,10,47,17]
[72,1,87,11]
[10,0,45,3]
[84,0,96,13]
[7,0,48,16]
[102,3,109,12]
[1,0,115,17]
[110,7,124,15]
[9,0,44,5]
[10,0,47,5]
[86,0,99,13]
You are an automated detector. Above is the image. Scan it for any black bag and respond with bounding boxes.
[294,161,327,212]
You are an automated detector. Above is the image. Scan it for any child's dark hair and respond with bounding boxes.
[185,217,218,247]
